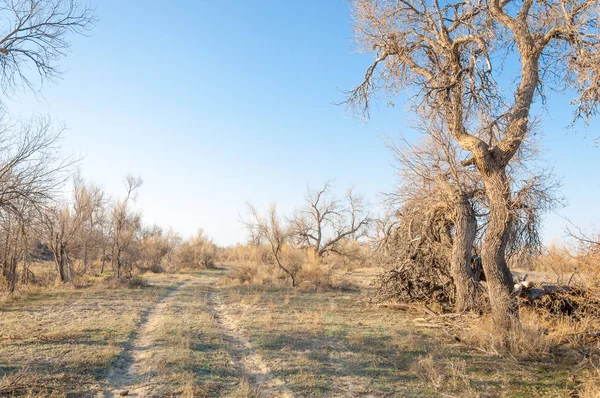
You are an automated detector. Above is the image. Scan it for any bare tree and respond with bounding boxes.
[244,203,297,287]
[347,0,600,329]
[43,175,103,283]
[0,0,96,97]
[377,119,483,310]
[0,116,70,290]
[111,175,142,281]
[566,222,600,253]
[70,175,104,274]
[290,182,370,259]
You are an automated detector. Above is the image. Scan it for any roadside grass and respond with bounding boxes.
[0,273,178,396]
[219,281,579,397]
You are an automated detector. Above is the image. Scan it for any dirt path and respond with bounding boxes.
[99,274,294,397]
[208,285,295,398]
[99,280,190,397]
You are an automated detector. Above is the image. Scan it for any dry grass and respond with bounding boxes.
[576,364,600,398]
[1,263,595,397]
[218,268,580,397]
[131,275,240,396]
[0,272,182,396]
[460,310,554,358]
[410,354,479,396]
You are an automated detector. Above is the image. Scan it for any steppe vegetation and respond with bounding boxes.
[1,0,600,397]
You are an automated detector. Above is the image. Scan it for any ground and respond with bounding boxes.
[0,267,583,397]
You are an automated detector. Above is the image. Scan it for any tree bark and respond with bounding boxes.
[480,168,518,329]
[450,194,479,312]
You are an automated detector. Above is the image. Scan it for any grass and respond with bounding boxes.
[128,273,241,397]
[1,280,159,395]
[218,268,584,397]
[0,265,594,397]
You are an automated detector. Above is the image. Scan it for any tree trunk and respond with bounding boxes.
[450,194,479,312]
[481,168,518,329]
[274,253,295,287]
[100,244,106,274]
[8,257,17,293]
[54,249,66,283]
[82,241,88,273]
[116,247,121,281]
[21,249,29,285]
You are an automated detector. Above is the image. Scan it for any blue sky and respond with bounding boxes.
[6,0,600,246]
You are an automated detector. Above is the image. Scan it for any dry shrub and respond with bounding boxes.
[410,354,476,395]
[224,243,359,291]
[460,286,600,358]
[532,244,580,280]
[223,244,271,266]
[577,365,600,398]
[296,250,332,291]
[515,272,600,351]
[371,205,465,308]
[460,310,552,358]
[100,274,149,289]
[226,262,286,287]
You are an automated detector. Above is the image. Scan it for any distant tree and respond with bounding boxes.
[244,203,296,287]
[111,175,142,281]
[290,181,370,259]
[43,175,103,283]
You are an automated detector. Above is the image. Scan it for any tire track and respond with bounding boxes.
[207,285,295,398]
[99,280,190,397]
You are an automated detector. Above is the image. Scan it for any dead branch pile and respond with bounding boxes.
[517,282,600,320]
[374,259,454,305]
[373,205,458,307]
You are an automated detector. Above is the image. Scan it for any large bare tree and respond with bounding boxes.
[0,116,70,290]
[383,119,483,311]
[0,0,95,97]
[347,0,600,329]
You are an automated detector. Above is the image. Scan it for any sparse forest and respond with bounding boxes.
[1,0,600,397]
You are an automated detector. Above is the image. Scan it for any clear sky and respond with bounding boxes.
[5,0,600,246]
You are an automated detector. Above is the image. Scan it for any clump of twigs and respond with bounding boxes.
[374,258,454,306]
[518,282,600,320]
[372,205,459,309]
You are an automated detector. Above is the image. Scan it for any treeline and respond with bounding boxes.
[0,157,219,293]
[0,0,218,293]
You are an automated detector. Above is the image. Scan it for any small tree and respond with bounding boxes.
[245,203,297,287]
[111,175,142,281]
